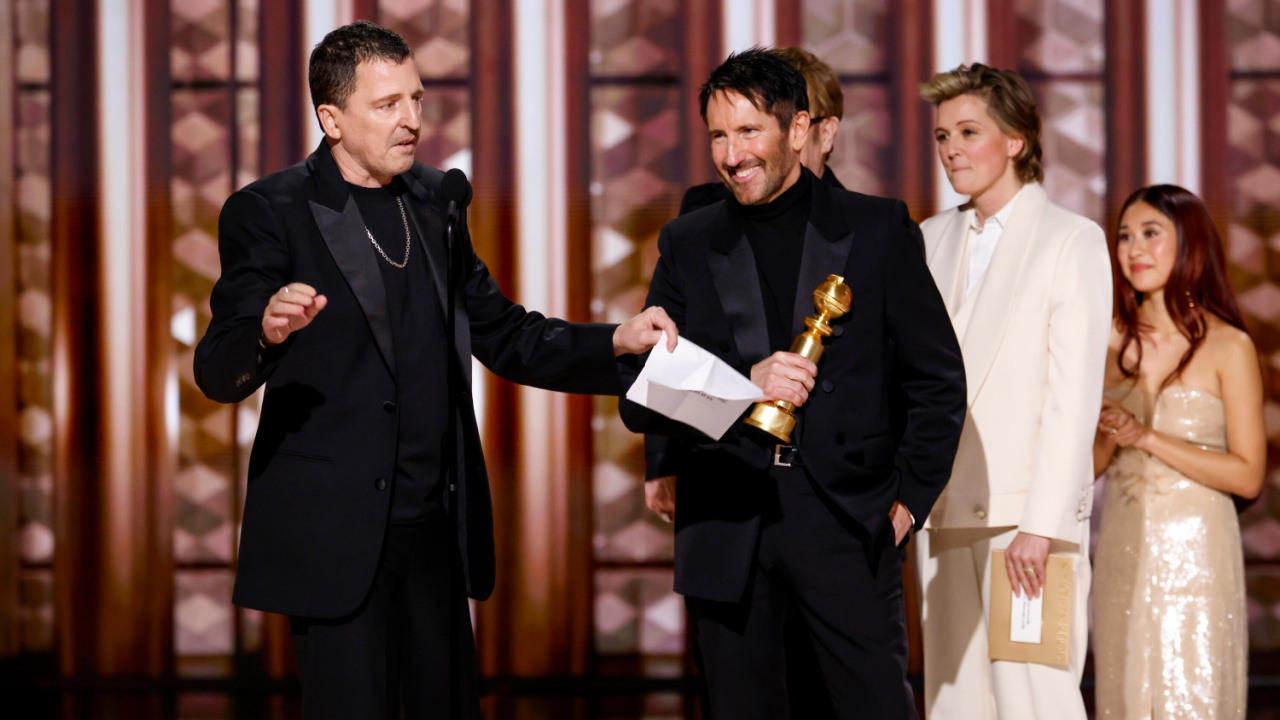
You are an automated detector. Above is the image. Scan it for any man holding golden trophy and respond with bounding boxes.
[621,49,966,720]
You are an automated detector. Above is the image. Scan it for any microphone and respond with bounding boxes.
[440,168,472,222]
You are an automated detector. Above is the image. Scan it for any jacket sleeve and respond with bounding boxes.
[194,189,294,404]
[461,211,625,395]
[1019,222,1113,541]
[883,201,969,529]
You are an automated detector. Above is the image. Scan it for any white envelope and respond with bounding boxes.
[625,332,764,440]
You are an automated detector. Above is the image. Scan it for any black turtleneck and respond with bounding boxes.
[347,179,448,524]
[728,167,814,352]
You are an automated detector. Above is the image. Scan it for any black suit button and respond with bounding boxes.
[832,326,843,338]
[374,477,387,491]
[383,401,397,413]
[835,432,845,446]
[719,340,732,353]
[821,380,834,393]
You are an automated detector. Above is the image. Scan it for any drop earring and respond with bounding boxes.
[1186,290,1196,309]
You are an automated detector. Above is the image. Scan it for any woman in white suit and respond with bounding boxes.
[913,65,1112,720]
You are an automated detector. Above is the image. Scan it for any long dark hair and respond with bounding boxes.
[1112,185,1248,388]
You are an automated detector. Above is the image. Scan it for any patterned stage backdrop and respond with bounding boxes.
[588,0,686,697]
[802,0,894,196]
[1227,3,1280,653]
[1014,0,1107,222]
[12,0,53,656]
[170,0,261,674]
[381,0,472,174]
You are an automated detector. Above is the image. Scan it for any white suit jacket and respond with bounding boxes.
[921,183,1112,543]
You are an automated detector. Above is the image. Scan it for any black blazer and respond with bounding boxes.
[620,178,966,603]
[195,142,624,618]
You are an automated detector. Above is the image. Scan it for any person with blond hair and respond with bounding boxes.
[913,64,1111,720]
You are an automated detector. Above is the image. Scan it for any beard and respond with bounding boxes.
[720,135,799,206]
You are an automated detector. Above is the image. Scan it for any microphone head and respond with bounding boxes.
[440,168,472,211]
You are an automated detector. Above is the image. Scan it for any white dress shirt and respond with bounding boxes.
[964,187,1024,298]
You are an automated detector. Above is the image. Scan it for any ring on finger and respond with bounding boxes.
[1023,567,1036,574]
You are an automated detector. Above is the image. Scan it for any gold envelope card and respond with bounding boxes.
[988,550,1073,666]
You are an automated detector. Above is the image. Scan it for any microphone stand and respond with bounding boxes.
[444,198,461,720]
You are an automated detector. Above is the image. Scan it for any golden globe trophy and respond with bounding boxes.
[744,274,852,443]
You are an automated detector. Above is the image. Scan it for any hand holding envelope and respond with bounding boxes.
[625,332,764,440]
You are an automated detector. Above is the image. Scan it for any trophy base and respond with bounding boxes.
[744,402,796,443]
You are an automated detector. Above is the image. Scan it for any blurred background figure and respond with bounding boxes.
[1092,184,1264,719]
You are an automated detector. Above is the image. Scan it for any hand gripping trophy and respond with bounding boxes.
[745,274,852,443]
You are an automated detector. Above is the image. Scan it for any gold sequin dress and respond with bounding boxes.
[1093,384,1246,719]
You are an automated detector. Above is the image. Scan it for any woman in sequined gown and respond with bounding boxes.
[1092,185,1265,719]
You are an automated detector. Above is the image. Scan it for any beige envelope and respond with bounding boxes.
[988,550,1074,666]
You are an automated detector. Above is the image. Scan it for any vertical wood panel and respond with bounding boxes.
[471,0,523,677]
[774,0,801,48]
[894,0,935,221]
[142,0,176,677]
[986,0,1018,70]
[261,0,306,173]
[50,0,102,677]
[684,0,722,186]
[1104,0,1145,231]
[1197,0,1229,227]
[0,0,19,660]
[352,0,379,22]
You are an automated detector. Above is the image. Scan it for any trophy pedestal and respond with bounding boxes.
[745,402,796,443]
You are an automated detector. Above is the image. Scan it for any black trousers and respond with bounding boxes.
[290,503,480,720]
[688,466,916,720]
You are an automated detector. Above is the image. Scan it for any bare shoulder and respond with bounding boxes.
[1204,315,1259,374]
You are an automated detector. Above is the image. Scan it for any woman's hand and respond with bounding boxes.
[1099,397,1145,448]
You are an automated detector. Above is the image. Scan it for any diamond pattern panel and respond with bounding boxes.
[1229,79,1280,580]
[381,0,470,80]
[172,0,231,82]
[827,83,890,196]
[415,87,471,172]
[590,85,683,568]
[13,0,53,658]
[802,0,889,74]
[175,570,235,656]
[590,0,682,77]
[595,569,684,658]
[173,88,239,566]
[18,570,53,653]
[1015,0,1105,75]
[1228,0,1280,72]
[1032,80,1106,222]
[14,0,49,83]
[15,87,52,574]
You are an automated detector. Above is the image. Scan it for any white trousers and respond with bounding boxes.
[915,525,1090,720]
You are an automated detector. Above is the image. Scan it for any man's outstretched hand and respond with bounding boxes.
[261,283,327,347]
[614,306,678,356]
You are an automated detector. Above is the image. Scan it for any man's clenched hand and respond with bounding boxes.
[261,283,327,347]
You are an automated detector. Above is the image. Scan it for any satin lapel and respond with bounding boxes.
[708,229,770,369]
[310,195,397,377]
[927,210,968,317]
[790,221,854,338]
[958,183,1047,404]
[402,172,472,386]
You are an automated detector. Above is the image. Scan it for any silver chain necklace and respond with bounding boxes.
[366,196,411,269]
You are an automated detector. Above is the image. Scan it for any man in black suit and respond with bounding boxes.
[620,49,966,719]
[194,21,674,720]
[653,46,852,720]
